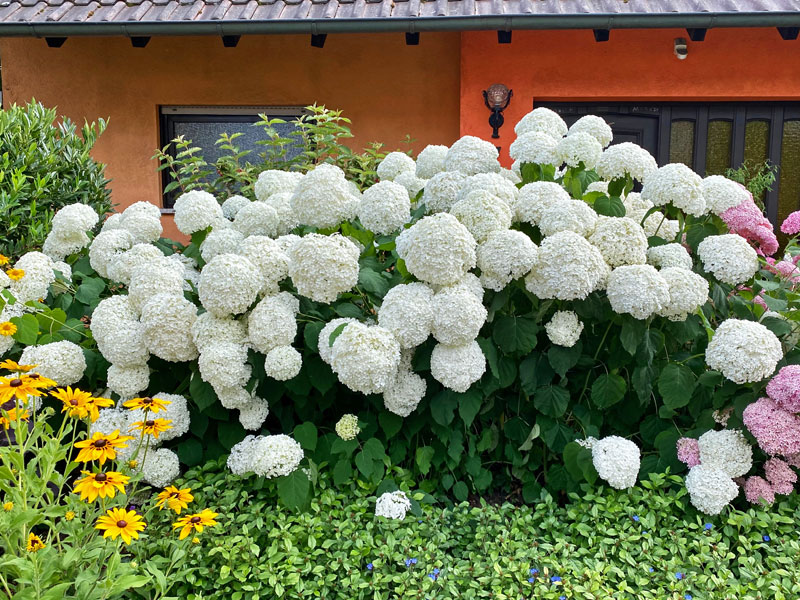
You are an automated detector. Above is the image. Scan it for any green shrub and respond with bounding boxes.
[0,100,112,255]
[129,464,800,599]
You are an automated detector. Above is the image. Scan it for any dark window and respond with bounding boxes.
[159,106,304,209]
[537,102,800,226]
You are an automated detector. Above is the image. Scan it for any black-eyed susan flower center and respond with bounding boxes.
[145,420,155,427]
[95,473,107,482]
[28,374,40,379]
[10,379,23,387]
[70,399,79,406]
[93,439,108,448]
[116,520,128,528]
[190,516,201,523]
[142,397,153,405]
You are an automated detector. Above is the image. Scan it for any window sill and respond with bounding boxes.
[160,208,175,215]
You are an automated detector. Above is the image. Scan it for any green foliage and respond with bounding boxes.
[0,100,112,255]
[725,159,777,208]
[132,465,800,599]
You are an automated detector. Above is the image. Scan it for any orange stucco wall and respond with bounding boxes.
[0,33,461,237]
[461,28,800,165]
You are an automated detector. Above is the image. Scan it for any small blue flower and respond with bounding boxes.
[685,595,693,600]
[366,563,373,571]
[560,596,566,600]
[633,515,640,522]
[649,567,654,573]
[530,568,539,576]
[412,558,417,565]
[676,572,684,580]
[763,535,771,542]
[643,530,649,535]
[418,520,423,524]
[551,576,562,583]
[528,577,535,584]
[433,568,440,575]
[704,523,713,530]
[428,573,436,581]
[405,558,414,567]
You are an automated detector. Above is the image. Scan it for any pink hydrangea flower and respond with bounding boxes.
[742,397,800,456]
[764,457,797,495]
[772,260,800,286]
[780,210,800,235]
[785,452,800,468]
[676,437,701,468]
[721,197,779,256]
[744,475,775,505]
[766,365,800,413]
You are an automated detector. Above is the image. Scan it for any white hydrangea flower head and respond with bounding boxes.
[127,259,186,315]
[42,230,90,261]
[140,293,199,362]
[51,203,99,235]
[198,342,251,390]
[101,213,123,232]
[591,435,641,489]
[375,490,412,520]
[568,115,613,147]
[139,448,180,488]
[254,170,304,202]
[508,131,558,165]
[89,229,134,279]
[290,163,359,228]
[622,191,650,211]
[545,311,584,348]
[122,201,161,221]
[10,252,56,303]
[641,163,707,217]
[106,364,150,399]
[705,319,782,384]
[606,264,670,320]
[554,131,603,169]
[630,208,680,241]
[539,199,599,238]
[200,228,245,263]
[456,173,519,209]
[438,272,485,301]
[657,267,710,321]
[500,168,521,184]
[335,414,361,441]
[318,318,360,364]
[119,211,163,245]
[236,235,290,296]
[125,392,190,442]
[357,181,411,234]
[395,213,477,285]
[421,171,467,213]
[588,217,648,267]
[698,429,753,478]
[232,201,279,238]
[52,261,71,281]
[646,243,693,271]
[238,396,270,431]
[444,135,501,176]
[450,189,513,243]
[227,435,260,475]
[20,341,86,386]
[430,340,486,393]
[262,192,299,235]
[377,283,434,348]
[288,233,360,303]
[377,151,416,181]
[216,386,253,410]
[393,170,427,201]
[702,175,750,215]
[106,243,164,285]
[173,190,224,235]
[89,408,129,438]
[595,142,658,182]
[249,434,304,478]
[384,367,427,417]
[685,465,739,515]
[431,287,487,345]
[95,321,149,368]
[514,107,568,140]
[416,144,449,179]
[525,231,608,300]
[476,230,538,291]
[247,293,298,354]
[198,253,263,317]
[0,303,22,356]
[697,234,759,285]
[585,181,610,195]
[221,195,251,220]
[514,181,571,225]
[330,323,401,395]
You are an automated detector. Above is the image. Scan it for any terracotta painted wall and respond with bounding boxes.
[0,33,461,237]
[461,28,800,165]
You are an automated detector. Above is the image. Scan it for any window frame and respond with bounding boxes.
[158,105,306,210]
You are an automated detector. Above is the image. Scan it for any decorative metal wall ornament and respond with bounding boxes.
[483,84,512,139]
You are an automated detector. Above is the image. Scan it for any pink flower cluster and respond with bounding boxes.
[780,210,800,235]
[720,195,778,256]
[676,437,701,467]
[766,364,800,412]
[764,457,797,494]
[743,475,775,505]
[764,258,800,288]
[742,397,800,456]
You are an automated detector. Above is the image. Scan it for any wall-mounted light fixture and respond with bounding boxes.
[483,83,512,139]
[674,37,688,60]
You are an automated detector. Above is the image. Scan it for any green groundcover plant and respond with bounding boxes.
[129,462,800,600]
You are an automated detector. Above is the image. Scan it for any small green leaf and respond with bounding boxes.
[658,363,697,410]
[591,373,627,409]
[10,313,39,345]
[534,385,570,418]
[293,422,318,451]
[277,469,310,510]
[415,446,435,475]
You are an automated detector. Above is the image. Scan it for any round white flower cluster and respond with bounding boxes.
[514,107,568,140]
[263,192,299,235]
[198,341,251,393]
[200,228,244,263]
[457,173,519,209]
[396,213,477,286]
[384,361,427,417]
[477,230,538,291]
[221,194,251,220]
[20,340,86,386]
[514,181,571,226]
[140,293,199,362]
[89,230,134,279]
[545,311,584,347]
[238,236,290,296]
[641,163,706,217]
[357,180,411,234]
[107,243,165,285]
[375,490,412,520]
[697,234,759,285]
[525,231,608,300]
[288,233,360,303]
[595,142,658,182]
[697,429,753,478]
[377,283,434,348]
[657,267,710,321]
[335,414,361,440]
[450,189,513,243]
[254,170,304,202]
[10,252,56,303]
[421,171,467,213]
[126,392,191,442]
[554,131,603,169]
[539,199,598,238]
[606,265,670,320]
[509,132,558,165]
[265,345,302,381]
[568,115,613,147]
[377,151,416,181]
[138,448,181,488]
[198,253,262,316]
[291,164,359,228]
[444,136,500,176]
[705,319,783,384]
[330,322,401,394]
[248,292,299,354]
[173,190,225,235]
[646,243,693,271]
[432,287,487,345]
[416,144,449,179]
[702,175,749,215]
[227,434,304,478]
[238,395,270,430]
[590,436,641,489]
[43,203,99,261]
[588,217,648,267]
[685,464,739,515]
[232,201,279,238]
[430,340,486,393]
